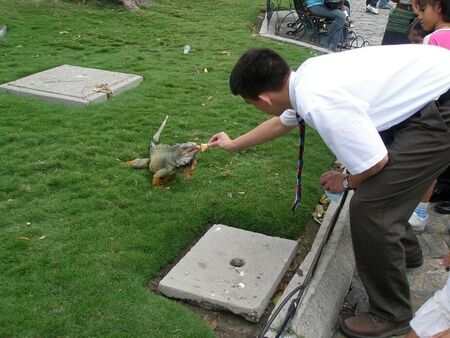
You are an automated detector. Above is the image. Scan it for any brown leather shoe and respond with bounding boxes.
[341,312,410,338]
[406,252,423,269]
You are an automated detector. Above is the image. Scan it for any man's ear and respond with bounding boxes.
[258,93,272,105]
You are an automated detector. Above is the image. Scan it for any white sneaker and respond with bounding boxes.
[366,4,380,14]
[408,211,428,232]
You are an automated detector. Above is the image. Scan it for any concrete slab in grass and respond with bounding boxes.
[158,224,298,322]
[0,65,143,106]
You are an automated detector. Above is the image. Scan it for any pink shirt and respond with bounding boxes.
[423,28,450,50]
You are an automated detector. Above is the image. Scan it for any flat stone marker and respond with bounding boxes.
[0,65,143,106]
[158,224,298,322]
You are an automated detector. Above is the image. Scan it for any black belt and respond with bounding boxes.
[438,87,450,105]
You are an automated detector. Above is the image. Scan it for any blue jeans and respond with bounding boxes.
[308,4,349,50]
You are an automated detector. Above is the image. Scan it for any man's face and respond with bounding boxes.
[245,97,285,116]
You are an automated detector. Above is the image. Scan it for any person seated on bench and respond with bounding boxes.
[306,0,350,51]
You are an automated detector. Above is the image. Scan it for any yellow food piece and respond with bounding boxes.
[199,143,209,152]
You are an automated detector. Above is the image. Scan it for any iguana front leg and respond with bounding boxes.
[152,175,176,187]
[152,167,176,186]
[183,159,197,180]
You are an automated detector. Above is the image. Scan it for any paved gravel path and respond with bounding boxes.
[346,0,392,46]
[263,0,394,48]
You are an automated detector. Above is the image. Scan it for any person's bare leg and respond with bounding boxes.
[409,180,436,231]
[421,181,436,203]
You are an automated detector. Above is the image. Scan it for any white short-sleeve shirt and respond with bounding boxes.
[280,44,450,174]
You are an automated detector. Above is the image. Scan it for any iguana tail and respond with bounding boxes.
[149,115,169,152]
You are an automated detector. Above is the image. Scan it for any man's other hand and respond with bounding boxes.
[320,171,347,193]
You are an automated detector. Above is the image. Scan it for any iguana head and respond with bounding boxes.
[172,142,199,166]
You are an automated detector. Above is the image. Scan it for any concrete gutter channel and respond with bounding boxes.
[265,192,355,338]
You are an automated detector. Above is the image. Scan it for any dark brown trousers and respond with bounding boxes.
[349,97,450,321]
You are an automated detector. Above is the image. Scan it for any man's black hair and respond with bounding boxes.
[229,48,290,100]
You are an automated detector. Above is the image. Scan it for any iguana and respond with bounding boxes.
[126,116,208,186]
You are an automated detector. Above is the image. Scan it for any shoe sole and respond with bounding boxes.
[340,323,411,338]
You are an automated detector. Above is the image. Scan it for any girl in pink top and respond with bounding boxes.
[423,27,450,46]
[414,0,450,49]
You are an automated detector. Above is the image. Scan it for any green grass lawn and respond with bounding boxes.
[0,0,334,336]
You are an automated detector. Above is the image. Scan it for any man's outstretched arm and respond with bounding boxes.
[208,116,295,152]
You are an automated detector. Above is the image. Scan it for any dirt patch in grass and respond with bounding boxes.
[148,218,320,338]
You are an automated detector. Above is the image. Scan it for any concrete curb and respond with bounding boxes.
[266,192,355,338]
[258,12,331,54]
